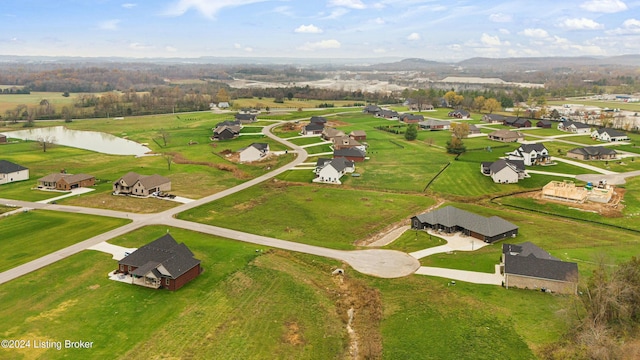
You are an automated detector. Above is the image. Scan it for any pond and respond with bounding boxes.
[5,126,152,156]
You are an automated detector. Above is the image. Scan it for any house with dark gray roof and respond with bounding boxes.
[212,121,242,141]
[333,148,366,162]
[567,146,617,161]
[0,160,29,185]
[239,143,270,162]
[113,172,171,196]
[591,128,629,142]
[117,234,202,291]
[481,159,527,184]
[399,113,424,124]
[363,105,381,114]
[310,116,327,125]
[411,206,518,243]
[376,109,399,120]
[502,242,578,294]
[313,157,355,185]
[235,113,257,123]
[558,121,591,134]
[448,110,470,119]
[418,119,450,131]
[302,122,324,135]
[536,120,553,128]
[507,143,550,166]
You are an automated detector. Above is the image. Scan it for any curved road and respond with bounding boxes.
[0,118,419,285]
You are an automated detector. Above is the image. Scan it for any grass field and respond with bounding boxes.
[0,210,129,272]
[0,91,78,114]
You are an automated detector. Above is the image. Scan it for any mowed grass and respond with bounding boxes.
[0,226,349,360]
[0,91,78,114]
[178,182,435,249]
[0,210,129,272]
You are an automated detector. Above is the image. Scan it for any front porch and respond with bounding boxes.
[108,270,161,289]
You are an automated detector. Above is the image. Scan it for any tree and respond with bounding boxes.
[443,91,457,107]
[451,123,470,139]
[163,153,174,170]
[404,124,418,141]
[158,130,170,147]
[61,105,74,123]
[446,137,466,154]
[482,98,501,114]
[216,88,230,103]
[37,135,56,152]
[62,91,70,97]
[286,92,294,100]
[473,96,485,112]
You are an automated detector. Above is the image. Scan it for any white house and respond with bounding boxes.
[0,160,29,185]
[481,160,527,184]
[239,143,270,162]
[507,143,550,166]
[313,157,355,185]
[558,121,591,134]
[591,128,629,142]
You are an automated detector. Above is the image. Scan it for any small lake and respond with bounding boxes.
[5,126,152,156]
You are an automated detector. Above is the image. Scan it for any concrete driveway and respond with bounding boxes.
[409,230,489,259]
[415,265,504,285]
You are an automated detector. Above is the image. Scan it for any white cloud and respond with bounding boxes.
[165,45,177,52]
[607,18,640,34]
[298,39,341,51]
[373,17,384,25]
[481,33,504,46]
[324,8,349,19]
[522,28,549,38]
[560,18,604,30]
[122,3,137,9]
[295,24,323,33]
[580,0,627,13]
[328,0,366,9]
[99,19,120,31]
[129,42,155,50]
[499,28,510,35]
[272,6,294,17]
[164,0,270,19]
[489,13,512,23]
[407,32,421,41]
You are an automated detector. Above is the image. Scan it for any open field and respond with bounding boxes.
[548,99,640,112]
[0,210,129,272]
[0,91,78,114]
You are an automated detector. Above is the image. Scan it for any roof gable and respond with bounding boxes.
[119,234,200,279]
[0,160,28,174]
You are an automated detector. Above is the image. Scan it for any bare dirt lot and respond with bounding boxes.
[516,188,626,217]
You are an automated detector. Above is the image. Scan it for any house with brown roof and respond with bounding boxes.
[113,172,171,196]
[332,136,365,151]
[399,113,424,124]
[38,172,95,190]
[322,127,346,141]
[488,129,524,143]
[116,234,202,291]
[349,130,367,141]
[502,242,578,294]
[333,148,366,162]
[212,120,242,141]
[418,119,450,131]
[0,134,6,143]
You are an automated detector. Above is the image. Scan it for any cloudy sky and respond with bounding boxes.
[1,0,639,61]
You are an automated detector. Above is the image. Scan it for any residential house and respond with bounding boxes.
[567,146,617,161]
[411,206,518,243]
[488,129,524,143]
[376,109,399,120]
[408,103,434,111]
[235,113,257,124]
[447,110,471,119]
[513,118,532,128]
[418,119,450,131]
[0,160,29,185]
[322,127,346,141]
[212,120,241,141]
[239,143,270,162]
[310,116,327,125]
[332,136,365,151]
[536,120,553,128]
[0,134,6,143]
[113,172,171,196]
[38,172,95,190]
[313,157,355,184]
[591,128,630,142]
[349,130,367,141]
[502,242,578,294]
[482,114,505,123]
[333,148,366,162]
[468,124,481,135]
[363,105,381,114]
[117,234,202,291]
[481,160,527,184]
[217,102,230,109]
[558,121,591,134]
[399,113,424,124]
[507,143,550,166]
[302,122,324,135]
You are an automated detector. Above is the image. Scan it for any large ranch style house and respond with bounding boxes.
[488,129,524,143]
[313,157,355,185]
[507,143,550,166]
[502,242,578,294]
[333,148,366,162]
[503,117,532,128]
[235,113,257,124]
[481,159,527,184]
[116,234,202,291]
[448,110,471,119]
[302,122,324,135]
[309,116,327,126]
[558,120,591,134]
[113,172,171,197]
[38,172,95,191]
[537,120,553,128]
[376,109,399,120]
[322,127,346,141]
[567,146,617,161]
[412,206,519,243]
[332,136,365,151]
[0,160,29,185]
[349,130,367,141]
[398,113,424,124]
[591,128,630,142]
[362,105,382,114]
[418,119,450,131]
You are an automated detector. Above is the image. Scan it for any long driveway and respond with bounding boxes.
[0,117,419,285]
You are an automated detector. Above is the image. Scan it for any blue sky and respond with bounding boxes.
[1,0,639,61]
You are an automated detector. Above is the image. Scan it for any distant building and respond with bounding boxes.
[113,172,171,196]
[0,160,29,185]
[38,173,95,191]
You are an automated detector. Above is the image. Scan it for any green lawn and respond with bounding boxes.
[287,136,327,146]
[0,210,129,272]
[177,183,435,249]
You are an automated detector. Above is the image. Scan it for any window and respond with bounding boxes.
[165,278,170,286]
[128,266,132,272]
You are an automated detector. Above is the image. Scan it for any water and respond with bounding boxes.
[4,126,152,156]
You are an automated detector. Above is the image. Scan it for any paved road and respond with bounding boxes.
[0,117,420,285]
[415,265,504,285]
